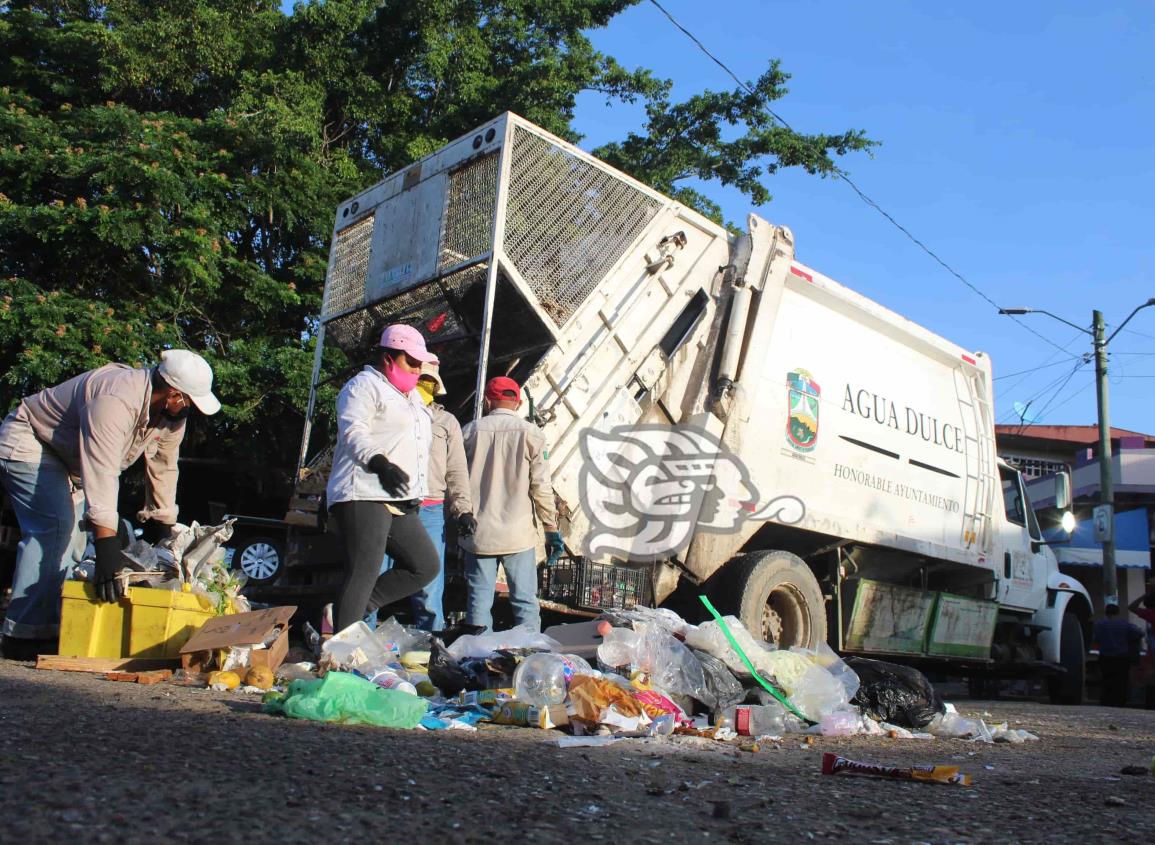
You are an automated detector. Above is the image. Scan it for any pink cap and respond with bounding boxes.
[378,324,438,363]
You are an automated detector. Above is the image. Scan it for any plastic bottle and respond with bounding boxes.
[596,626,641,669]
[368,670,418,696]
[717,702,787,737]
[513,653,594,706]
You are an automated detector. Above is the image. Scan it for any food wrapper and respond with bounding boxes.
[568,676,646,722]
[821,752,972,786]
[456,689,515,708]
[489,701,569,729]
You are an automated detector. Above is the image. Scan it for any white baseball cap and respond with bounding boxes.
[157,350,221,415]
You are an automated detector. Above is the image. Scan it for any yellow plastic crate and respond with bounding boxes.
[126,587,218,659]
[59,581,130,659]
[59,581,219,659]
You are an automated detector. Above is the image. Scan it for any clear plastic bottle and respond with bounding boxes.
[596,627,640,670]
[717,702,787,737]
[513,653,594,706]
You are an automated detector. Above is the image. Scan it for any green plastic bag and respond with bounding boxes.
[263,671,428,729]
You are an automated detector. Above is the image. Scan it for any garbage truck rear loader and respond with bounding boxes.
[306,113,1091,703]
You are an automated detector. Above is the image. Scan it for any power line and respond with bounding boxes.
[1040,377,1096,417]
[993,357,1075,382]
[997,359,1087,425]
[645,0,1078,360]
[1022,361,1087,432]
[1119,327,1155,342]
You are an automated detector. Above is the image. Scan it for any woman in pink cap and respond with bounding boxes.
[326,324,442,631]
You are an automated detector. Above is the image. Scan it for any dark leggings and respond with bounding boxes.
[331,501,440,631]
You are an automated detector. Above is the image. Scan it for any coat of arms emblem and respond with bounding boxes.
[786,369,820,452]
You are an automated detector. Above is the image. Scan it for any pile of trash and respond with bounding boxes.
[255,598,1038,746]
[71,518,249,614]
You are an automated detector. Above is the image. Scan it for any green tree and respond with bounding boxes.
[0,0,873,481]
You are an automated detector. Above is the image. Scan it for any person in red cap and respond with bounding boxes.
[460,376,563,632]
[0,350,220,659]
[326,324,442,631]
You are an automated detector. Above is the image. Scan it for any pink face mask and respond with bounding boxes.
[383,358,420,393]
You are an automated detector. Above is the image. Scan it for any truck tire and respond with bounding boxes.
[234,536,285,584]
[1047,611,1085,705]
[717,550,827,650]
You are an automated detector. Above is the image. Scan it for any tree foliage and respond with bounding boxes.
[0,0,874,473]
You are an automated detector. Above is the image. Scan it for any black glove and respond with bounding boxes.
[457,512,478,537]
[140,520,174,545]
[367,454,409,497]
[93,536,125,604]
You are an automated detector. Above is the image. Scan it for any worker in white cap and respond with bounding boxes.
[0,350,221,658]
[326,324,443,632]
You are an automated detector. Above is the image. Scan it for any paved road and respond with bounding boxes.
[0,660,1152,843]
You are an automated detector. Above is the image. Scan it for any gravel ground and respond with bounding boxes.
[0,659,1152,844]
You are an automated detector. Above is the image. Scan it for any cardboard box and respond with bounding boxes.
[179,606,296,673]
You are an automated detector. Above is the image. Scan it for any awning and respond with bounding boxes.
[1044,507,1151,569]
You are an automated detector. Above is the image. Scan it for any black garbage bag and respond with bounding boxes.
[428,637,485,697]
[436,621,488,648]
[691,649,746,712]
[844,656,945,728]
[457,649,530,691]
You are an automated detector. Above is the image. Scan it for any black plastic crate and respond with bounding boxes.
[540,557,653,610]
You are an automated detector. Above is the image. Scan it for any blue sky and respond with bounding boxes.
[283,1,1153,430]
[571,1,1155,431]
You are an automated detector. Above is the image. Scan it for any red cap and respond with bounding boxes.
[484,376,521,404]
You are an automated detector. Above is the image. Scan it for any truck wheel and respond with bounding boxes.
[1047,611,1085,705]
[720,550,827,650]
[234,536,284,583]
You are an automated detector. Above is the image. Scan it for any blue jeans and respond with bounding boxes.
[465,547,539,633]
[0,455,86,639]
[376,503,446,631]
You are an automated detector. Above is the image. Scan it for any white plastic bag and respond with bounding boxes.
[789,662,850,721]
[446,624,561,660]
[684,616,779,679]
[792,643,860,702]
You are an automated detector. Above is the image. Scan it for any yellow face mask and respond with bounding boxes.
[416,380,436,406]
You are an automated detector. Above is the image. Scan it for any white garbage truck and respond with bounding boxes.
[301,112,1091,703]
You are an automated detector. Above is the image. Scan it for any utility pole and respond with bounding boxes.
[1000,299,1155,608]
[1091,310,1117,604]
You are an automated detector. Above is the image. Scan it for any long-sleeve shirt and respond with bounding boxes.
[426,403,472,518]
[326,366,432,506]
[460,408,556,556]
[0,364,185,530]
[1092,617,1143,658]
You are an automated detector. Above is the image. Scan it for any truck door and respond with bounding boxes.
[996,465,1048,611]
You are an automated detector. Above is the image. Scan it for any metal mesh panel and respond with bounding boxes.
[439,152,499,271]
[322,214,375,318]
[504,126,661,326]
[324,265,555,424]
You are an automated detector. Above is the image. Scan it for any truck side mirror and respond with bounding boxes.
[1054,470,1072,510]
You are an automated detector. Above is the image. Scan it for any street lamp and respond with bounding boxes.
[999,299,1155,605]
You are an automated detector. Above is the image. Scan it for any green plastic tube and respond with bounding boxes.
[698,594,811,723]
